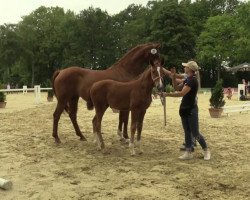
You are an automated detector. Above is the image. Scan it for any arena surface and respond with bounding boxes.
[0,93,249,200]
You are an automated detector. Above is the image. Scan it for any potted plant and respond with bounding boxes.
[209,79,225,118]
[0,91,7,108]
[47,90,54,102]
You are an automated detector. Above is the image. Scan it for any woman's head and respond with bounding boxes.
[182,61,199,76]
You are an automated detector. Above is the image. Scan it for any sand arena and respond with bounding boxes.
[0,93,249,199]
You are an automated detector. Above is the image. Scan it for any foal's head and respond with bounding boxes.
[150,55,164,90]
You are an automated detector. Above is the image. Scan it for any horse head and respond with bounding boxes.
[112,43,161,76]
[150,54,165,91]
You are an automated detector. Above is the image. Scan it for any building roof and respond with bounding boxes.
[226,62,250,72]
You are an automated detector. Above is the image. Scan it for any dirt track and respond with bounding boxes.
[0,93,249,200]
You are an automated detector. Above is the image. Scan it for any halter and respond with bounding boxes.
[151,66,164,83]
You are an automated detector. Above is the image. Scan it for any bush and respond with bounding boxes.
[0,91,6,102]
[152,87,158,96]
[210,79,225,108]
[165,84,174,93]
[47,90,54,97]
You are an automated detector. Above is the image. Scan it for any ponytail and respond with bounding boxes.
[195,70,201,91]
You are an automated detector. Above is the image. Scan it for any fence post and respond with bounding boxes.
[23,85,27,95]
[34,85,41,104]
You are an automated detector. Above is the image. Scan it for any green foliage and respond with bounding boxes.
[0,1,248,88]
[210,79,225,108]
[152,87,158,96]
[165,84,174,93]
[150,0,196,67]
[196,14,238,66]
[0,83,5,89]
[0,91,6,102]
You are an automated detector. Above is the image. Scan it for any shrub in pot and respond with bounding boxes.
[209,79,225,118]
[0,91,7,108]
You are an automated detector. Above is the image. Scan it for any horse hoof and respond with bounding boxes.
[138,150,144,155]
[54,138,61,144]
[119,137,126,142]
[130,153,136,157]
[102,149,110,155]
[80,137,87,141]
[130,150,136,156]
[125,139,130,144]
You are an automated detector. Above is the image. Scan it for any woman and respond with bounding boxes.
[160,61,211,160]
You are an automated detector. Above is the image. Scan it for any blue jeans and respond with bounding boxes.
[180,105,207,151]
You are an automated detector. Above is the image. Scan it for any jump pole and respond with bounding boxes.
[0,178,12,190]
[160,96,167,126]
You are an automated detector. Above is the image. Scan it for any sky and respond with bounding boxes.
[0,0,150,25]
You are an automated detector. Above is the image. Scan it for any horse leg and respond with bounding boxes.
[95,106,108,153]
[117,111,123,140]
[129,110,138,156]
[122,110,130,141]
[68,97,87,141]
[136,110,146,154]
[53,101,66,144]
[92,115,98,143]
[118,111,129,142]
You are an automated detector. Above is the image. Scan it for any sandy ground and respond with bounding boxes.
[0,93,249,200]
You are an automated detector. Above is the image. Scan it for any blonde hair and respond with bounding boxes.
[195,70,201,91]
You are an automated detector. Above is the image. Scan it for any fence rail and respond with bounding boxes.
[0,86,53,104]
[0,87,52,92]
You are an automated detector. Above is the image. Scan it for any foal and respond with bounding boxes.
[89,58,164,155]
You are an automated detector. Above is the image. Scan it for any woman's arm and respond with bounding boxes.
[163,68,185,79]
[171,68,184,91]
[160,85,191,98]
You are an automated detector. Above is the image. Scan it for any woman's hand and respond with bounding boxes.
[158,92,168,97]
[170,67,176,79]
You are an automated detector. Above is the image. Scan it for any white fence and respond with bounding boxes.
[0,85,52,104]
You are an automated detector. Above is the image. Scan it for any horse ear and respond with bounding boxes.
[155,43,161,49]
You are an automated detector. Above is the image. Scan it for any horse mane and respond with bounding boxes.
[110,43,153,68]
[132,66,151,81]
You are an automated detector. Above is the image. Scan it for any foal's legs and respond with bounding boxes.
[53,101,66,143]
[92,115,98,143]
[136,110,146,154]
[129,110,138,156]
[122,111,130,140]
[95,106,108,152]
[118,111,130,141]
[68,97,87,141]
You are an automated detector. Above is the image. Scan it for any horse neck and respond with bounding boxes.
[139,68,154,94]
[112,48,149,77]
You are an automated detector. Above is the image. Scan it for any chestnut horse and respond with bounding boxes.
[52,43,160,143]
[89,57,164,155]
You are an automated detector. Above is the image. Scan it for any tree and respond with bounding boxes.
[18,6,73,86]
[150,0,196,67]
[233,2,250,63]
[73,7,116,69]
[112,4,152,61]
[0,24,21,84]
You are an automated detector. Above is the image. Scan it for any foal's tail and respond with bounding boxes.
[87,90,94,110]
[52,70,60,98]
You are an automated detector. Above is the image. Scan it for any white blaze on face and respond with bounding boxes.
[157,67,163,88]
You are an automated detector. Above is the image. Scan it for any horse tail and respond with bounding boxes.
[86,90,94,111]
[52,70,60,97]
[87,97,94,110]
